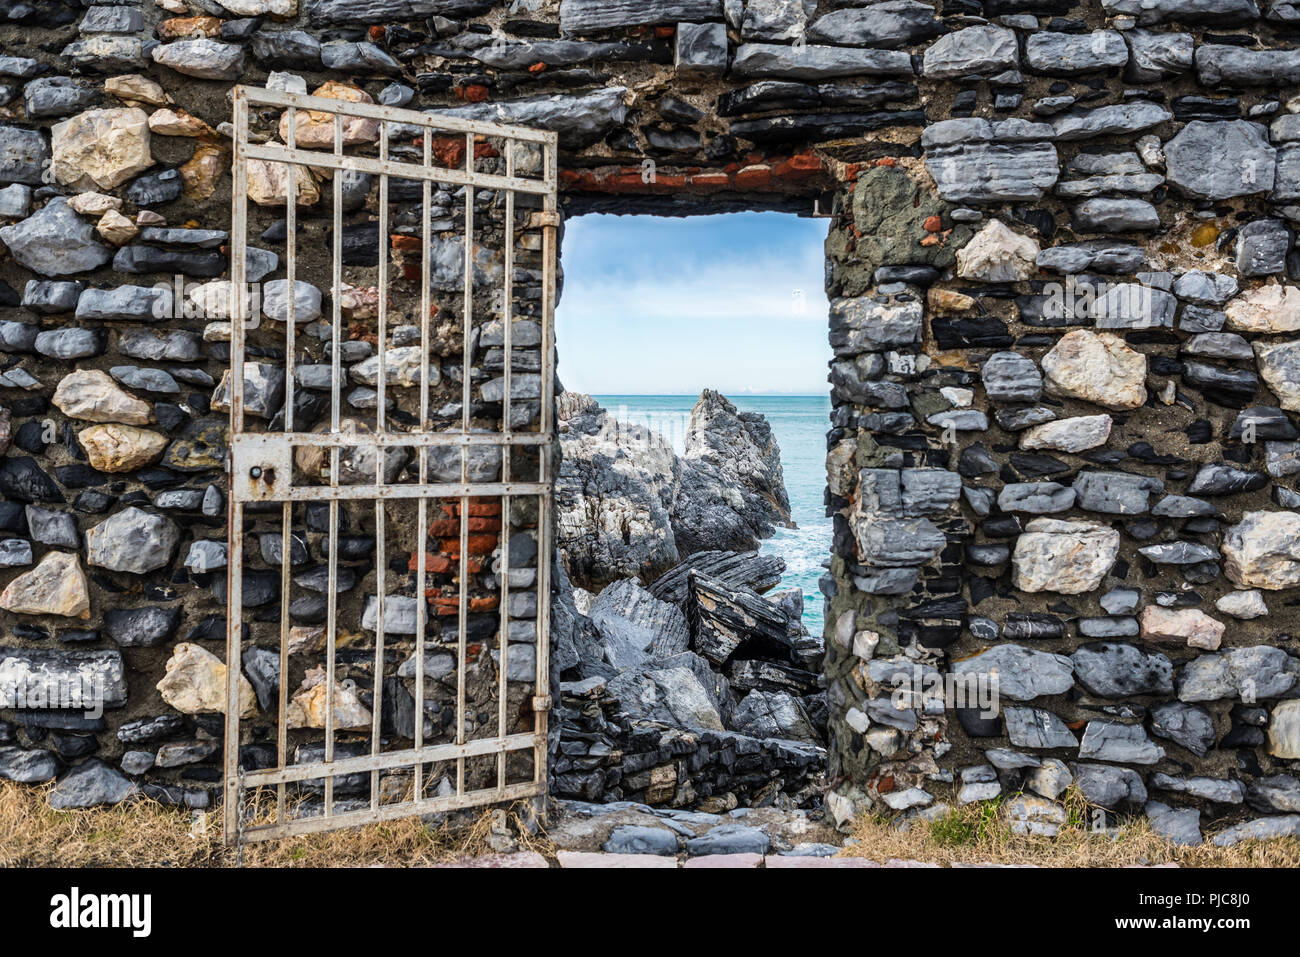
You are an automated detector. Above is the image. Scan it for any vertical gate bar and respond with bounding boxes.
[370,120,390,809]
[323,111,344,818]
[456,131,474,796]
[413,132,432,800]
[277,104,299,824]
[224,87,250,845]
[497,137,515,790]
[533,134,558,801]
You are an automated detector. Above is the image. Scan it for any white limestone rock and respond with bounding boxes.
[956,219,1040,282]
[1223,510,1300,589]
[1041,329,1148,410]
[1012,518,1120,594]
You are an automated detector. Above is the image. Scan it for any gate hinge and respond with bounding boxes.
[532,694,552,713]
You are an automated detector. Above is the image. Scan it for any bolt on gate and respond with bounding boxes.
[222,86,558,844]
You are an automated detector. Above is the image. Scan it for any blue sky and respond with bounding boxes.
[555,212,832,395]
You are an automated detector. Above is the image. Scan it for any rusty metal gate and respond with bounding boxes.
[222,86,557,844]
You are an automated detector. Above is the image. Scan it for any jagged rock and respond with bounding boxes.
[1212,816,1300,847]
[1051,102,1172,140]
[605,663,725,732]
[956,219,1039,282]
[673,390,791,554]
[50,108,153,190]
[0,125,48,186]
[157,642,256,716]
[0,552,90,618]
[0,198,112,276]
[1005,794,1067,836]
[556,393,680,588]
[78,424,168,473]
[1041,329,1148,410]
[849,165,972,278]
[1026,30,1128,75]
[1125,30,1195,81]
[245,146,321,206]
[687,571,796,667]
[730,690,819,743]
[829,292,923,356]
[0,747,58,783]
[1223,510,1300,589]
[587,578,689,669]
[981,351,1042,402]
[1151,773,1244,804]
[1012,519,1120,594]
[53,369,152,425]
[648,551,785,606]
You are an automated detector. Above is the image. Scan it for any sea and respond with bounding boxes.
[593,394,832,636]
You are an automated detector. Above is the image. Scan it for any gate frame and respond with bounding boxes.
[222,86,559,845]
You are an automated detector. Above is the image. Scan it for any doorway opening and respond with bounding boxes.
[551,210,833,812]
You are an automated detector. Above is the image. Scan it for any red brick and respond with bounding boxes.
[733,165,773,188]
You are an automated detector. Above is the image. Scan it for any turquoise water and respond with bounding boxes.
[593,394,832,635]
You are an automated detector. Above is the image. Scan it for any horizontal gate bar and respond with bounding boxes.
[243,142,552,195]
[240,733,543,788]
[238,781,545,843]
[240,86,558,144]
[233,481,551,503]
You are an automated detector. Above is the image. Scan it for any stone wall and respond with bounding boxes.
[1,0,1299,843]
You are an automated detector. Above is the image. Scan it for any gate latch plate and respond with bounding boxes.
[231,433,292,502]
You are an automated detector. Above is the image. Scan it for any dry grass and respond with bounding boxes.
[841,788,1300,868]
[0,780,555,868]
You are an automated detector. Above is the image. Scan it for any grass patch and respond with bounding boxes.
[842,789,1300,868]
[0,780,555,868]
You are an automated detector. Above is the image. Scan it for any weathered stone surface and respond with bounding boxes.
[1012,519,1120,594]
[157,642,256,717]
[280,82,377,147]
[85,507,178,574]
[1004,707,1077,749]
[588,578,689,669]
[1020,415,1112,453]
[922,26,1018,78]
[1255,339,1300,412]
[956,219,1039,282]
[1071,642,1173,697]
[0,125,49,187]
[1223,510,1300,589]
[1269,700,1300,759]
[1080,720,1165,763]
[1151,702,1216,757]
[1026,30,1128,75]
[950,644,1074,702]
[51,108,152,190]
[1177,646,1297,702]
[53,369,152,425]
[0,198,112,276]
[558,0,721,34]
[151,39,246,80]
[1041,329,1148,410]
[732,43,914,82]
[0,552,90,619]
[49,759,137,809]
[1051,102,1172,141]
[432,88,631,151]
[924,119,1059,203]
[1140,606,1225,650]
[1166,120,1276,199]
[1225,284,1300,333]
[78,424,168,473]
[287,667,373,730]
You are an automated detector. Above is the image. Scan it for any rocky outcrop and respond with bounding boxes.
[557,390,792,591]
[556,392,681,589]
[674,389,793,555]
